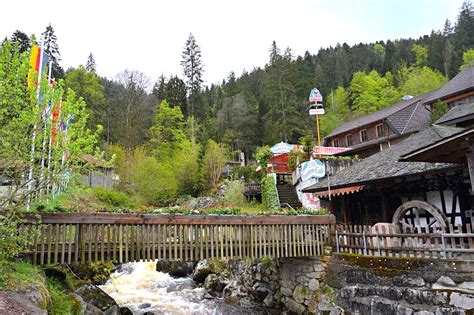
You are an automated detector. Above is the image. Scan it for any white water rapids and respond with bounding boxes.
[100,261,267,315]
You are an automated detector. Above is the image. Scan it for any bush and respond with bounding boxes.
[430,100,449,123]
[133,156,177,205]
[231,165,260,182]
[261,174,280,212]
[91,187,139,209]
[0,212,33,261]
[32,186,143,212]
[47,278,81,315]
[223,180,246,206]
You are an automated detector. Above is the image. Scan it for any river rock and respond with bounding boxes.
[308,279,320,291]
[449,292,474,309]
[120,307,133,315]
[204,274,228,293]
[285,297,306,314]
[156,260,191,278]
[138,303,152,309]
[393,274,425,287]
[75,284,120,314]
[192,260,214,283]
[292,284,312,304]
[434,276,456,288]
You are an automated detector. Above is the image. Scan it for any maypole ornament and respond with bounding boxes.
[309,88,324,115]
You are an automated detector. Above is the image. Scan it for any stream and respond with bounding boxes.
[100,261,269,315]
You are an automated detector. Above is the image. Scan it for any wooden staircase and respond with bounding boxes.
[277,184,302,209]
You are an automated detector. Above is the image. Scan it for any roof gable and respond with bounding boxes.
[326,93,431,139]
[436,102,474,126]
[304,125,463,192]
[424,66,474,104]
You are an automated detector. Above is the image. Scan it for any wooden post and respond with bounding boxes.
[466,149,474,194]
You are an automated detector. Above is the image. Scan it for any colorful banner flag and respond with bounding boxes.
[28,44,49,90]
[51,102,61,145]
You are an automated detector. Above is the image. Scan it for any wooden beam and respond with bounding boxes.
[21,213,336,226]
[466,147,474,195]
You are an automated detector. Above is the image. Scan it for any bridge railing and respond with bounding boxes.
[20,213,336,265]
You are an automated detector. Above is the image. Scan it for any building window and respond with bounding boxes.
[360,129,368,142]
[346,134,353,147]
[333,139,339,147]
[456,98,466,107]
[376,124,384,138]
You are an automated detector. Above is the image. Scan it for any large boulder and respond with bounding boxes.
[204,274,229,293]
[183,197,220,210]
[75,284,120,314]
[192,260,214,283]
[0,290,48,315]
[156,260,192,278]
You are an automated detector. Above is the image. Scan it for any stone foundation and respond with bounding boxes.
[327,254,474,314]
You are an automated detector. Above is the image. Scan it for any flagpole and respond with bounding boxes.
[45,61,54,194]
[27,38,45,210]
[38,61,52,196]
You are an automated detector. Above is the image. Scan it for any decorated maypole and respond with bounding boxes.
[308,88,324,155]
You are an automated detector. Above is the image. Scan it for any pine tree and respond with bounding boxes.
[10,30,30,53]
[269,41,281,66]
[86,53,96,72]
[181,33,204,141]
[41,24,64,78]
[152,75,166,103]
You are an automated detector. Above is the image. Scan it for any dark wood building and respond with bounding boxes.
[323,93,432,158]
[324,65,474,159]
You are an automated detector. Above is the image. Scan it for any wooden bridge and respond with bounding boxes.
[20,213,335,265]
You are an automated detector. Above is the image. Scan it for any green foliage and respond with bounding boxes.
[431,101,450,123]
[31,186,141,212]
[231,165,260,182]
[223,180,246,206]
[133,156,177,205]
[412,44,428,66]
[65,65,106,131]
[202,140,228,192]
[47,278,81,315]
[148,100,186,158]
[0,41,102,208]
[461,48,474,70]
[91,187,139,209]
[261,174,280,212]
[0,212,34,261]
[288,151,307,170]
[256,146,272,172]
[285,208,329,216]
[0,260,45,290]
[349,70,400,116]
[399,66,447,96]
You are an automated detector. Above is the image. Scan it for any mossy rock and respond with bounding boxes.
[75,284,119,313]
[156,260,192,278]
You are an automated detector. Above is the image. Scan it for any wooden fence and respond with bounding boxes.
[21,213,335,265]
[336,224,474,260]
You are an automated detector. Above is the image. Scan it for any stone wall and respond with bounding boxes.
[179,253,474,313]
[194,257,337,313]
[327,254,474,314]
[279,257,334,313]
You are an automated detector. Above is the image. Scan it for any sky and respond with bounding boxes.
[0,0,465,88]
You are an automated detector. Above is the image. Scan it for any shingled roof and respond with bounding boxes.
[325,92,434,139]
[424,65,474,104]
[303,125,464,193]
[436,102,474,126]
